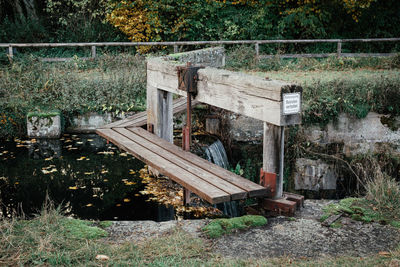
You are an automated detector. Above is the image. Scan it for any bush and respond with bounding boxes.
[0,54,146,138]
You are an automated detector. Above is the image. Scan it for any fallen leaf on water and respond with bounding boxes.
[86,203,93,207]
[76,142,83,145]
[379,251,391,256]
[123,198,131,203]
[84,172,94,175]
[134,194,140,197]
[87,139,93,142]
[44,157,53,161]
[124,181,136,186]
[129,170,136,174]
[95,255,110,261]
[15,182,19,185]
[77,156,86,161]
[42,168,57,174]
[69,186,78,190]
[101,169,108,174]
[120,152,127,157]
[116,204,122,207]
[103,179,108,182]
[97,151,114,155]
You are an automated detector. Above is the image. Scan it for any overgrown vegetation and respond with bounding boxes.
[227,46,400,126]
[202,215,267,238]
[1,204,400,266]
[0,54,146,137]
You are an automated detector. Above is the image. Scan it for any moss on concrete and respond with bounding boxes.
[202,215,267,238]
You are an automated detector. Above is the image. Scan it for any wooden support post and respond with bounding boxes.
[158,90,173,143]
[278,126,285,198]
[337,41,342,58]
[8,46,13,62]
[91,45,96,59]
[262,122,281,198]
[255,42,260,60]
[173,45,178,53]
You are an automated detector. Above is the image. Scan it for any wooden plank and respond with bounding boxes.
[100,97,194,129]
[129,127,268,197]
[263,122,280,198]
[96,128,230,204]
[115,127,248,200]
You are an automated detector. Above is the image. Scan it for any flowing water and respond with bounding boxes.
[204,139,241,217]
[0,134,172,221]
[204,139,230,170]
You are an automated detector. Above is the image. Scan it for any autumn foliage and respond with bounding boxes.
[107,0,384,48]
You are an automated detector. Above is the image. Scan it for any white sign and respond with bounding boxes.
[283,93,301,115]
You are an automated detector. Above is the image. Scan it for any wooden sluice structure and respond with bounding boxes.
[97,47,304,214]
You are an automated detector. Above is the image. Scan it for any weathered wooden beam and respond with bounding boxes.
[147,57,301,126]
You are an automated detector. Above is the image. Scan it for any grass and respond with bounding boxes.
[1,205,400,266]
[202,215,267,238]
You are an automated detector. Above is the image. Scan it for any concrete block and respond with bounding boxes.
[294,158,337,191]
[27,112,61,138]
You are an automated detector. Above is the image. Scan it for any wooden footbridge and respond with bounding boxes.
[97,98,268,204]
[97,47,304,213]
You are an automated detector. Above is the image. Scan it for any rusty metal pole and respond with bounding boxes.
[182,62,192,204]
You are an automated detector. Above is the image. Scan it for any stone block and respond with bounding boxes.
[67,112,113,133]
[27,112,61,138]
[294,158,337,191]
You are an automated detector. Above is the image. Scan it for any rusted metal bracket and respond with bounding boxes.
[259,168,276,197]
[176,62,204,97]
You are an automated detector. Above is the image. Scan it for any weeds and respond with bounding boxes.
[0,53,146,137]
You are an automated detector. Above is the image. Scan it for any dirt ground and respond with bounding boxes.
[104,200,400,259]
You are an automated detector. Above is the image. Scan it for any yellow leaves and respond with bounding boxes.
[129,169,136,174]
[123,198,131,202]
[84,171,95,175]
[77,156,86,161]
[69,186,78,190]
[42,165,58,174]
[86,203,93,207]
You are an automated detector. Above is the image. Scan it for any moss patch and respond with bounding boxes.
[60,218,108,239]
[322,198,400,228]
[98,220,113,229]
[27,111,60,119]
[202,215,267,238]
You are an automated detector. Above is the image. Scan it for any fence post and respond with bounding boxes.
[255,42,260,61]
[337,41,342,58]
[173,45,178,53]
[8,45,13,62]
[91,45,96,59]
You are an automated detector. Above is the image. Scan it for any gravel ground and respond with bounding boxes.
[104,200,400,259]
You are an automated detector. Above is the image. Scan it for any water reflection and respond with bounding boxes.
[0,134,171,221]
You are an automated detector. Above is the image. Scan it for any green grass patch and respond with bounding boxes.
[27,111,61,119]
[202,215,267,238]
[98,220,113,229]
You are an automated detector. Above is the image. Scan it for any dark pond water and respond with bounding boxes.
[0,134,173,221]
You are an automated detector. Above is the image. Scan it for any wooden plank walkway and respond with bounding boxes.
[99,97,196,129]
[96,97,268,204]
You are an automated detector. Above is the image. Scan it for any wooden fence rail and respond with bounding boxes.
[1,38,399,62]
